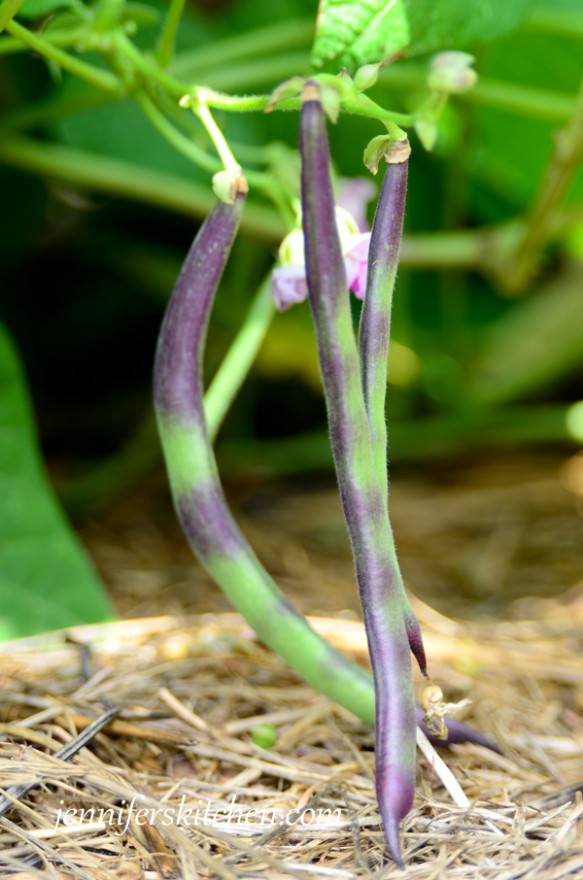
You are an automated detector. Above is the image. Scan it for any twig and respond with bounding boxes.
[0,707,120,818]
[416,727,470,809]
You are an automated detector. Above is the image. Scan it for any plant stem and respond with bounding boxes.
[146,90,295,212]
[499,74,583,292]
[462,78,575,123]
[155,0,185,68]
[205,275,275,441]
[218,404,577,477]
[171,17,313,78]
[192,90,279,113]
[196,52,311,93]
[91,0,124,33]
[525,4,583,39]
[399,224,503,269]
[135,89,219,175]
[111,29,185,95]
[4,131,565,278]
[0,133,286,243]
[5,19,123,93]
[0,87,116,130]
[191,92,241,173]
[379,65,576,123]
[0,25,89,55]
[344,91,412,128]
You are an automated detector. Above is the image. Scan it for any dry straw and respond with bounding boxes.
[0,586,582,879]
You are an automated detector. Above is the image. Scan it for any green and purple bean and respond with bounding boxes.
[300,82,417,863]
[153,98,497,865]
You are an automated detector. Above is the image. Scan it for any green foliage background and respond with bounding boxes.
[1,0,582,637]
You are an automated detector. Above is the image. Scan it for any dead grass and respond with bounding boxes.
[0,588,582,879]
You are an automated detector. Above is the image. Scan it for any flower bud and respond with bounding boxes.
[427,51,477,94]
[353,62,380,92]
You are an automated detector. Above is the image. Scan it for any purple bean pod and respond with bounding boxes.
[361,141,427,676]
[300,82,416,865]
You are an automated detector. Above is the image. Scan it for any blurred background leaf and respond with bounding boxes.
[0,321,116,639]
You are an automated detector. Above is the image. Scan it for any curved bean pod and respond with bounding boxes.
[154,190,376,724]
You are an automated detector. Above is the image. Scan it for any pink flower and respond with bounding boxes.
[344,234,370,301]
[337,178,376,231]
[271,188,374,312]
[271,264,308,311]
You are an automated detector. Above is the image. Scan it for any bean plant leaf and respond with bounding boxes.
[312,0,535,73]
[0,321,116,640]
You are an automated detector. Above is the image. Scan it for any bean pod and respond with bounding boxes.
[300,83,416,865]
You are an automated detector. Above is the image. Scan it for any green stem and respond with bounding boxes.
[0,133,286,243]
[399,226,492,269]
[461,78,576,123]
[197,51,311,93]
[379,66,576,123]
[1,87,118,131]
[217,405,577,478]
[155,0,185,67]
[0,0,25,34]
[193,90,277,113]
[61,275,275,516]
[171,17,313,77]
[5,19,123,93]
[111,29,185,95]
[187,85,412,128]
[91,0,124,33]
[525,4,583,39]
[137,89,290,205]
[190,92,241,172]
[205,275,275,441]
[5,132,568,276]
[500,73,583,292]
[342,93,412,128]
[135,89,218,175]
[0,25,88,55]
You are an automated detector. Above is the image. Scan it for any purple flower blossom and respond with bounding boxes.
[337,177,377,231]
[344,233,370,300]
[271,264,308,311]
[271,191,374,312]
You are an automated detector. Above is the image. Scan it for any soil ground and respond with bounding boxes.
[80,449,583,623]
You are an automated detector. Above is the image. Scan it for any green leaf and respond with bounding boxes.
[312,0,535,74]
[0,322,116,640]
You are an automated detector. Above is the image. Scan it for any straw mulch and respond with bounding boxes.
[1,589,582,880]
